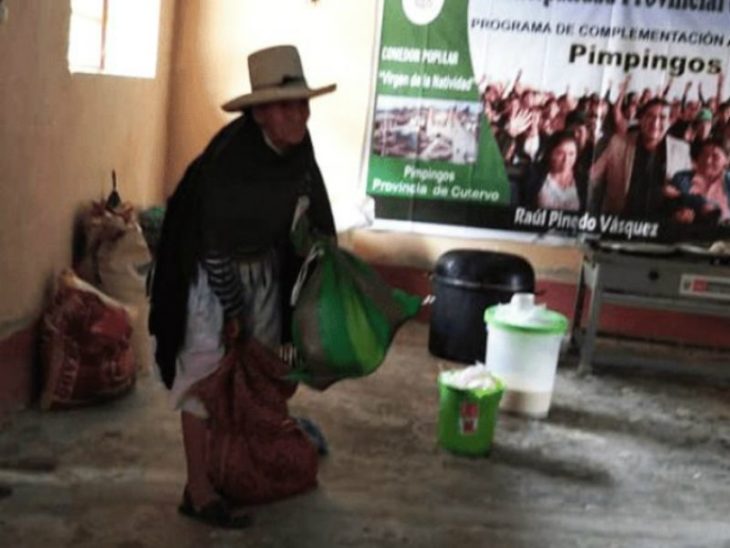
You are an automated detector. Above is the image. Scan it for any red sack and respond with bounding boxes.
[40,270,136,410]
[192,338,318,505]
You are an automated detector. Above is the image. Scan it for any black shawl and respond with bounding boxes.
[149,114,336,388]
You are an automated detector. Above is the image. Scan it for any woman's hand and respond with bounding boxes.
[690,174,708,195]
[701,202,720,215]
[506,108,532,137]
[663,185,681,199]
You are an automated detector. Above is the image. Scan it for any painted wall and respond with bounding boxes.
[164,0,582,278]
[0,0,176,337]
[164,0,378,213]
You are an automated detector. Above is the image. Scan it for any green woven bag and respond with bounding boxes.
[289,240,421,389]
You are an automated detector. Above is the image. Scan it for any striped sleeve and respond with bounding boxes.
[201,251,244,320]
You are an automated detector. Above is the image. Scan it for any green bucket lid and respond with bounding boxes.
[484,293,568,335]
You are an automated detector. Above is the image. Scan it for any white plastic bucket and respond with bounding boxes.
[484,293,568,418]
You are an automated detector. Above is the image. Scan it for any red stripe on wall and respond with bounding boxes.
[0,322,40,416]
[2,262,727,413]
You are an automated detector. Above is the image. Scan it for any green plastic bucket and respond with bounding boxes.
[437,373,504,456]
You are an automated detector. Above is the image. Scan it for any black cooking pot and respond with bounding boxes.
[428,249,535,363]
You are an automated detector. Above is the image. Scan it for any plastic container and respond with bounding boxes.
[429,250,534,364]
[483,293,568,418]
[437,367,504,455]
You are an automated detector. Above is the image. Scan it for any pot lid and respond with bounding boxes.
[434,249,534,289]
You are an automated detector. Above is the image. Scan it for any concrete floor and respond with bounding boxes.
[1,321,729,548]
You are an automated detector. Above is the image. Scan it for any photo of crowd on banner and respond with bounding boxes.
[371,96,482,165]
[481,70,730,227]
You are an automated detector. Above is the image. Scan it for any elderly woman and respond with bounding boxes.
[149,45,337,528]
[523,130,583,211]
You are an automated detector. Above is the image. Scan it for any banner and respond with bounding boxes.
[366,0,730,242]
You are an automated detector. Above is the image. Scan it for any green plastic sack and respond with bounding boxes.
[289,240,421,389]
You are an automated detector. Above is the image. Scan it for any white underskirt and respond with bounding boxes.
[167,252,282,418]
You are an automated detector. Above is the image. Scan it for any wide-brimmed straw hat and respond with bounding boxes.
[221,45,336,112]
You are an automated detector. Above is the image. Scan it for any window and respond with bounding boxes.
[68,0,161,78]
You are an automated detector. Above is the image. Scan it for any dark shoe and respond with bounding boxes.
[178,489,252,529]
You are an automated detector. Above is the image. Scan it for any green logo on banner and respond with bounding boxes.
[367,0,509,206]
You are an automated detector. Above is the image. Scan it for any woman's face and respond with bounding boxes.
[549,140,577,174]
[697,145,729,181]
[639,104,670,150]
[483,86,498,104]
[253,99,310,151]
[572,124,589,149]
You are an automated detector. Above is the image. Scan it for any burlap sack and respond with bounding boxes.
[78,202,153,373]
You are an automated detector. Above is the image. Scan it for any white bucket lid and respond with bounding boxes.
[484,293,568,335]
